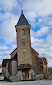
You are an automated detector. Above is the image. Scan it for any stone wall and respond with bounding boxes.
[32,48,43,74]
[16,25,32,66]
[2,67,6,76]
[35,74,44,80]
[43,64,48,76]
[6,63,10,78]
[42,58,48,76]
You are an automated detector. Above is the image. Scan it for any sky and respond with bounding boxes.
[0,0,52,67]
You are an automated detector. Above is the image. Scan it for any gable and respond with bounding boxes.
[10,48,17,58]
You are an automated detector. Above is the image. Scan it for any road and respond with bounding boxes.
[0,80,52,85]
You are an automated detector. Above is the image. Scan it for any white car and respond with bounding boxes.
[0,75,4,80]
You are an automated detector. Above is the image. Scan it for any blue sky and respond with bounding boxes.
[0,0,52,67]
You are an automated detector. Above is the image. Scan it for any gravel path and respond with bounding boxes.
[0,80,52,85]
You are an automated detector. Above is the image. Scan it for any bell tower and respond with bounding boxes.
[15,10,32,66]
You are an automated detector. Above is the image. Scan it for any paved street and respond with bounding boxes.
[0,80,52,85]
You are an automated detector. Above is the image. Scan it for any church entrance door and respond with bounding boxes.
[22,69,29,80]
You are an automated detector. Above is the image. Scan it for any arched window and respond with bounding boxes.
[22,29,25,36]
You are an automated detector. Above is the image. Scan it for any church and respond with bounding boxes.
[2,10,48,81]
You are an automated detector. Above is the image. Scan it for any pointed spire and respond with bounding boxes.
[17,10,29,26]
[15,4,30,26]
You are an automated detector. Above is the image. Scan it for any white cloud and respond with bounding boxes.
[0,55,11,64]
[10,44,17,52]
[0,13,19,44]
[31,33,52,67]
[0,43,17,64]
[37,16,52,27]
[0,0,18,12]
[0,51,10,56]
[31,26,52,38]
[35,27,50,37]
[24,0,52,17]
[31,37,35,43]
[0,43,17,55]
[22,0,52,28]
[0,45,9,50]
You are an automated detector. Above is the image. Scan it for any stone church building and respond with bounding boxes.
[2,10,48,81]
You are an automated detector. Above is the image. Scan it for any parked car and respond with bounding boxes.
[0,75,4,80]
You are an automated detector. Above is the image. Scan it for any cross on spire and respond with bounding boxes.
[21,4,24,14]
[21,4,24,10]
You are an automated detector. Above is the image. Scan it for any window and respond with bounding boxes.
[22,29,25,36]
[22,39,25,42]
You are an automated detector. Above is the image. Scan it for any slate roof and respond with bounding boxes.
[17,10,29,26]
